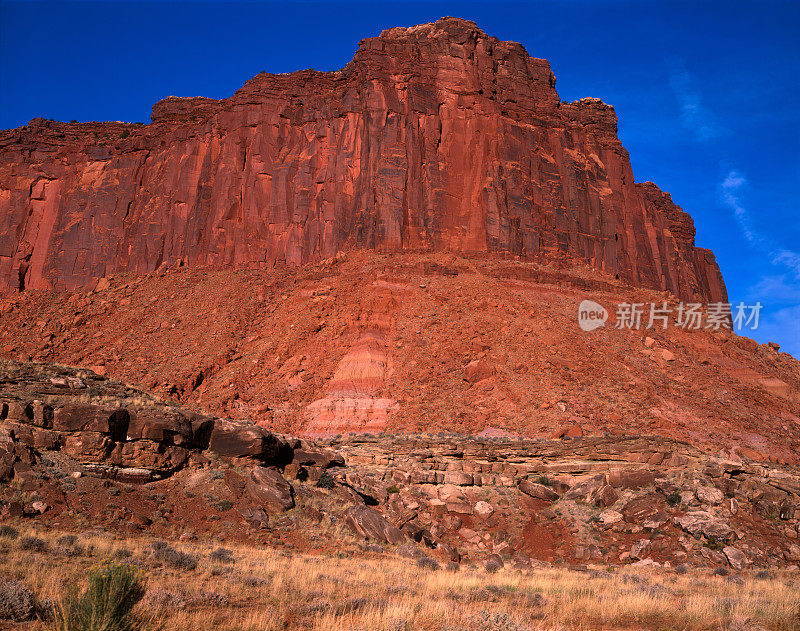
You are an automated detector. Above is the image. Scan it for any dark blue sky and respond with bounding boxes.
[2,1,799,355]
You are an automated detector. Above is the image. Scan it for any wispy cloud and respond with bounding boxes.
[749,303,800,357]
[745,275,800,303]
[668,63,722,142]
[719,170,800,279]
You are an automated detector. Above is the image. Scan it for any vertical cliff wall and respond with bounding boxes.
[0,17,726,301]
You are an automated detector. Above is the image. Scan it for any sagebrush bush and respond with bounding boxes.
[209,548,235,564]
[484,558,503,574]
[0,526,19,539]
[153,546,197,571]
[58,535,78,547]
[416,557,440,571]
[20,536,46,552]
[55,560,146,631]
[0,578,37,621]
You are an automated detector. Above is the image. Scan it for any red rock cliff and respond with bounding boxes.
[0,17,726,301]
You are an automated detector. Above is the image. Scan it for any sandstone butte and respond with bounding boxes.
[0,17,726,303]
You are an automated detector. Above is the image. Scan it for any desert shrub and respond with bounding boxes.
[215,500,233,512]
[445,561,460,572]
[55,560,146,631]
[191,590,228,607]
[387,485,400,494]
[316,471,335,489]
[535,476,552,487]
[58,535,78,547]
[239,575,266,586]
[142,588,187,612]
[114,549,132,560]
[484,558,503,574]
[675,564,688,575]
[209,548,235,564]
[0,526,18,539]
[20,536,46,552]
[666,492,682,507]
[714,566,730,577]
[416,557,440,571]
[153,546,197,571]
[0,578,37,621]
[149,541,167,552]
[755,570,772,580]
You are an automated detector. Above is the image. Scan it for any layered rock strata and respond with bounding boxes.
[0,18,725,302]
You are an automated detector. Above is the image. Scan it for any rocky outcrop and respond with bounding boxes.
[1,360,799,570]
[0,18,725,303]
[0,360,326,481]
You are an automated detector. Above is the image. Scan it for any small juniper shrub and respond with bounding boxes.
[215,500,233,512]
[56,560,146,631]
[666,492,682,507]
[316,470,335,489]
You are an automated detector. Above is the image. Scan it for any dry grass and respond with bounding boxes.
[0,526,798,630]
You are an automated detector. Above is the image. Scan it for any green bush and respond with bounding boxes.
[55,560,147,631]
[316,471,335,489]
[666,492,682,507]
[386,485,400,494]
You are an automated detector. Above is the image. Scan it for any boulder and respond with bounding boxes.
[463,360,495,383]
[473,501,494,519]
[552,423,584,439]
[519,479,560,502]
[723,546,748,571]
[245,466,294,513]
[695,486,724,506]
[209,420,291,463]
[291,447,344,468]
[563,475,605,501]
[599,509,623,525]
[53,405,129,440]
[674,511,734,541]
[591,484,619,508]
[630,539,651,560]
[621,493,667,523]
[126,410,192,445]
[443,471,473,486]
[606,468,655,489]
[344,506,404,544]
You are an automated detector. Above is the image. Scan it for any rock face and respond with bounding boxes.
[0,17,725,302]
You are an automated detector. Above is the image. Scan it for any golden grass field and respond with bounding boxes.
[1,526,798,631]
